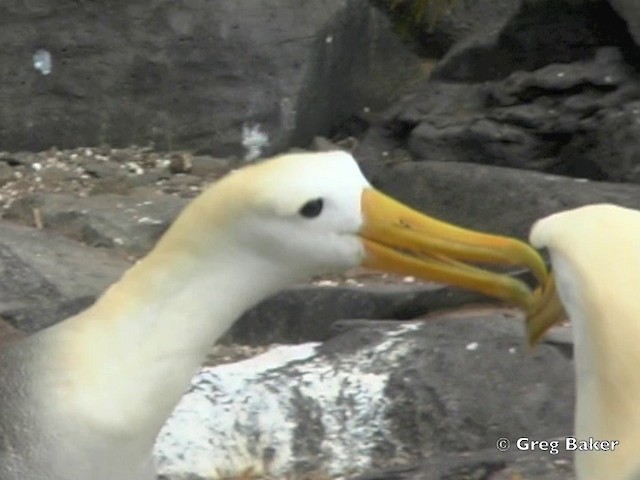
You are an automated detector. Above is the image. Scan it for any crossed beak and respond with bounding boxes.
[525,272,568,346]
[358,189,551,320]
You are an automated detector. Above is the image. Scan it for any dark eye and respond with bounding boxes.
[298,198,324,218]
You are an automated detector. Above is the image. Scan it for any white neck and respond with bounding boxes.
[39,240,297,454]
[554,256,640,480]
[571,311,640,480]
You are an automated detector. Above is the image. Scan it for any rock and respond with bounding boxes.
[432,0,635,82]
[365,0,640,184]
[370,0,518,57]
[0,317,24,346]
[609,0,640,46]
[567,99,640,182]
[0,221,129,332]
[310,135,348,152]
[82,159,124,179]
[226,280,525,345]
[119,171,167,191]
[357,35,640,181]
[365,159,640,240]
[387,46,640,178]
[162,174,202,189]
[38,166,78,183]
[0,1,423,155]
[167,153,192,175]
[0,162,14,186]
[155,315,574,479]
[350,449,574,480]
[0,147,238,208]
[5,192,188,255]
[0,151,37,167]
[190,156,234,178]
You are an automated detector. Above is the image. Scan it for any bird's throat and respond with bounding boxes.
[39,246,289,450]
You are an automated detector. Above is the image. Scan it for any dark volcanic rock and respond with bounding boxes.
[0,1,422,155]
[370,0,518,57]
[226,282,507,345]
[6,192,188,255]
[569,99,640,183]
[0,163,14,186]
[432,0,638,82]
[395,47,640,178]
[371,317,572,460]
[609,0,640,46]
[363,0,640,184]
[0,221,128,332]
[368,159,640,240]
[350,449,573,480]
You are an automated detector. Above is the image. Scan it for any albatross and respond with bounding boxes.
[528,204,640,480]
[0,151,547,480]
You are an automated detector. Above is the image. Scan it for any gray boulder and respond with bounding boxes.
[367,159,640,239]
[413,47,639,178]
[227,282,501,345]
[432,0,634,82]
[6,192,188,255]
[0,1,422,155]
[155,316,574,479]
[609,0,640,46]
[0,221,128,332]
[369,0,518,56]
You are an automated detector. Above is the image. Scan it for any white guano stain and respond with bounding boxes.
[154,324,418,478]
[241,123,270,161]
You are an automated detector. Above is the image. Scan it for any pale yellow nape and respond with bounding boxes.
[530,204,640,480]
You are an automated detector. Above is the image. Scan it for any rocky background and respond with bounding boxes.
[3,0,640,478]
